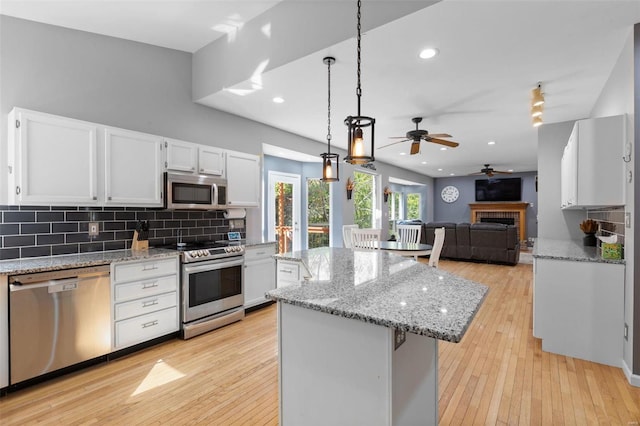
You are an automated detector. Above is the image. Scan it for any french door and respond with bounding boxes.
[268,171,301,253]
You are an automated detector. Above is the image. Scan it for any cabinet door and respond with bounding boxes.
[165,138,197,173]
[244,258,276,308]
[277,260,301,288]
[104,128,164,207]
[0,276,7,388]
[198,146,225,176]
[8,108,99,205]
[226,150,260,207]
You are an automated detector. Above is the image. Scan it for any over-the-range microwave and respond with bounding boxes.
[164,172,227,210]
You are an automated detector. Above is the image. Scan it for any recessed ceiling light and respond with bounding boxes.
[419,48,439,59]
[437,168,443,172]
[449,173,455,176]
[508,169,514,172]
[273,97,284,104]
[400,152,406,156]
[421,161,427,165]
[488,141,496,145]
[440,147,447,151]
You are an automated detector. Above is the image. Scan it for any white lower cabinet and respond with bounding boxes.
[533,257,624,367]
[111,257,180,350]
[244,244,276,308]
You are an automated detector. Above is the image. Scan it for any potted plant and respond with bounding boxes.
[579,219,598,246]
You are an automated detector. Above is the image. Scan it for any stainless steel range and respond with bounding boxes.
[161,241,245,339]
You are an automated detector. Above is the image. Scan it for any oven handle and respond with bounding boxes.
[183,257,244,274]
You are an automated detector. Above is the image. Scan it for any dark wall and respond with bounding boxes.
[433,171,538,240]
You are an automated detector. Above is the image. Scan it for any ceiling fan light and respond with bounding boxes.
[532,116,543,127]
[531,104,543,117]
[419,48,439,59]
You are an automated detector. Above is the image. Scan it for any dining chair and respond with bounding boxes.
[397,224,422,244]
[428,227,445,268]
[351,228,382,249]
[342,224,360,248]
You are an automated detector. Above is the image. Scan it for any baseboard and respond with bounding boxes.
[622,359,640,387]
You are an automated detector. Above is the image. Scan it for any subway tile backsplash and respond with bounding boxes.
[587,206,626,246]
[0,205,245,260]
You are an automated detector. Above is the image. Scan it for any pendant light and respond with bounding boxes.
[320,56,339,182]
[531,82,544,107]
[344,0,375,165]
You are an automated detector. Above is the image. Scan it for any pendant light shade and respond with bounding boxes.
[531,104,543,117]
[344,0,375,165]
[531,83,545,107]
[532,116,543,127]
[320,56,339,182]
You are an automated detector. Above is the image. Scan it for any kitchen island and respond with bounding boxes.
[266,247,488,426]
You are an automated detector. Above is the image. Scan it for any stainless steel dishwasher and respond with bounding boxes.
[9,265,111,385]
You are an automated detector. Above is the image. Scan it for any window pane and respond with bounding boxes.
[353,171,375,228]
[307,178,330,249]
[406,193,421,220]
[274,182,293,253]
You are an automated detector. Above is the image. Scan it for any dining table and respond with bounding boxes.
[374,241,433,259]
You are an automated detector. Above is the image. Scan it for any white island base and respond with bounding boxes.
[278,303,438,426]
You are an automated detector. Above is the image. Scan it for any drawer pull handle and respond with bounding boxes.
[142,281,158,289]
[142,299,159,308]
[142,320,158,328]
[279,269,292,274]
[142,265,158,271]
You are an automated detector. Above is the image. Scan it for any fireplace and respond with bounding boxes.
[480,217,515,226]
[469,202,528,244]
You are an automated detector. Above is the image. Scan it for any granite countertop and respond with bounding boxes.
[533,238,625,264]
[244,239,277,249]
[0,248,179,275]
[267,247,488,343]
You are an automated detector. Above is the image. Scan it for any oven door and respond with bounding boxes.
[182,257,244,323]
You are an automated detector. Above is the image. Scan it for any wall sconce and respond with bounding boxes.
[383,186,391,203]
[346,177,354,200]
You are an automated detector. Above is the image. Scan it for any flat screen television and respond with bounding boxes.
[475,177,522,202]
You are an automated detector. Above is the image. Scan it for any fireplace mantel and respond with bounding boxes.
[469,202,529,243]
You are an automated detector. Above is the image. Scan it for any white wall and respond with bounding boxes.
[537,121,585,241]
[590,29,635,378]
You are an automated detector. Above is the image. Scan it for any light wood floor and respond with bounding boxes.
[1,259,639,425]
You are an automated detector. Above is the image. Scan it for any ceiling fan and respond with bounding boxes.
[379,117,460,155]
[470,164,512,177]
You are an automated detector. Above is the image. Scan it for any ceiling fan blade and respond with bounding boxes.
[492,170,512,174]
[389,136,409,139]
[468,172,485,175]
[427,133,452,138]
[428,138,460,147]
[378,139,409,150]
[487,171,494,177]
[410,141,420,155]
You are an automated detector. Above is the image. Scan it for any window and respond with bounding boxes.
[406,193,421,220]
[353,171,376,228]
[307,178,330,249]
[388,191,402,238]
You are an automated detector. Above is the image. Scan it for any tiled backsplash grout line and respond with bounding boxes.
[0,206,244,260]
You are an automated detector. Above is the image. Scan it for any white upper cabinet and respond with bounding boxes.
[104,128,164,207]
[165,138,198,173]
[8,108,99,206]
[226,150,260,207]
[560,115,626,209]
[198,146,225,177]
[165,139,225,177]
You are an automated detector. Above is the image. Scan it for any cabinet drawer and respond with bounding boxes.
[113,257,178,283]
[114,306,178,349]
[114,291,177,321]
[277,261,300,286]
[245,244,276,262]
[114,275,177,302]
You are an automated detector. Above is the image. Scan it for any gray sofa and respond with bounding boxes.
[423,222,520,265]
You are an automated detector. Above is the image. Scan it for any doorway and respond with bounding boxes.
[268,171,301,253]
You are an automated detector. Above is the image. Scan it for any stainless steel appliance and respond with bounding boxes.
[166,242,245,339]
[165,172,227,210]
[9,265,111,385]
